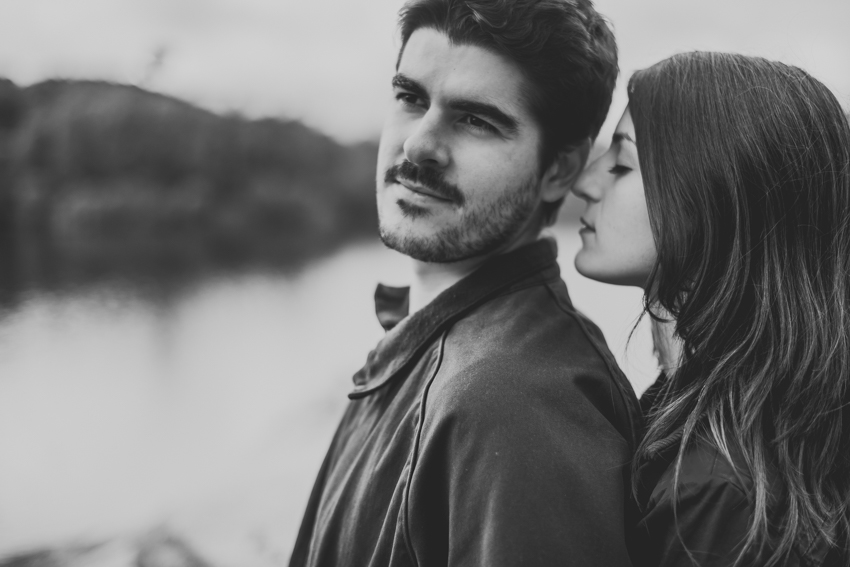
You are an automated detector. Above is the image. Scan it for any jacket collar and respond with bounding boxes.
[349,238,560,399]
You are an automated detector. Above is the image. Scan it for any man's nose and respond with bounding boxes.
[403,111,450,169]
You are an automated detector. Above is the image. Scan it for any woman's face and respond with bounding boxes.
[572,108,657,288]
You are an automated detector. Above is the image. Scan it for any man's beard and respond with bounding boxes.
[378,161,540,263]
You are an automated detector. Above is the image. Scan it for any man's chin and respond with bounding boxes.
[377,191,536,264]
[378,225,503,264]
[379,227,454,263]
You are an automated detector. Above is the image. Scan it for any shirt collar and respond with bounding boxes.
[349,238,560,399]
[374,283,410,332]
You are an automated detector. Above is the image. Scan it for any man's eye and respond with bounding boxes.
[461,115,497,134]
[395,92,422,107]
[608,165,632,175]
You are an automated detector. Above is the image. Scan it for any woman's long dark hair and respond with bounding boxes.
[630,52,850,565]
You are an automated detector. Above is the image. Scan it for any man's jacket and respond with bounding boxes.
[289,239,641,567]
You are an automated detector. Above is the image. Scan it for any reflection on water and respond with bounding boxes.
[0,226,656,566]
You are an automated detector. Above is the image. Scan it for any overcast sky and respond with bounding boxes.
[1,0,848,143]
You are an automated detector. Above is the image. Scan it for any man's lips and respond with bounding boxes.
[384,161,465,205]
[394,178,453,202]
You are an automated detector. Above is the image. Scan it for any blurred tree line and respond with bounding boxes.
[0,77,379,296]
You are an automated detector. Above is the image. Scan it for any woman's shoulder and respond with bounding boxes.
[659,439,753,495]
[641,437,753,523]
[635,439,836,566]
[636,374,752,507]
[633,439,756,566]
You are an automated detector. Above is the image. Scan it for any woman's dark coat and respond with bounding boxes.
[632,376,838,566]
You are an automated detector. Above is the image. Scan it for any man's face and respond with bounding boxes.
[376,28,547,263]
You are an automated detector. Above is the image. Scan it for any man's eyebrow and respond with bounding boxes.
[448,99,519,134]
[391,73,428,100]
[612,132,636,145]
[392,73,519,134]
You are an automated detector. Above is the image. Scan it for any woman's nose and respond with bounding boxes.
[571,156,605,202]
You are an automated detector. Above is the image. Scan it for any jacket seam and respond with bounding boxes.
[544,282,641,451]
[644,475,752,521]
[402,329,448,567]
[708,451,752,496]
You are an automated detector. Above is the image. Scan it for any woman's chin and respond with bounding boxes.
[574,255,649,289]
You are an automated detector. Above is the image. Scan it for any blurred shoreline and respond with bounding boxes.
[0,78,384,304]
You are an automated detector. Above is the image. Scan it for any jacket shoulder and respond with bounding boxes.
[406,282,638,566]
[429,279,639,445]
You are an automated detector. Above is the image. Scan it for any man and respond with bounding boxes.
[289,1,640,565]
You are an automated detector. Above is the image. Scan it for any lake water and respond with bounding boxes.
[0,226,657,566]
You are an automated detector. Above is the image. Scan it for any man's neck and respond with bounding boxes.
[408,256,485,315]
[407,232,541,315]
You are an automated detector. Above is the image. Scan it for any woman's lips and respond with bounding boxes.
[579,217,596,232]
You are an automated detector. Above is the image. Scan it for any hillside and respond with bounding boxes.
[0,78,379,295]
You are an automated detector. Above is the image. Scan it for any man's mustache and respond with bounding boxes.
[384,161,465,205]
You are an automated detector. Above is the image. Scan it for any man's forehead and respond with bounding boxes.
[398,28,534,122]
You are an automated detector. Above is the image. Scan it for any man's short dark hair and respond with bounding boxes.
[397,0,618,224]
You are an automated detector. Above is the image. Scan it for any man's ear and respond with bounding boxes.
[540,137,592,203]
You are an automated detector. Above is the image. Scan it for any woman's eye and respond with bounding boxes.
[608,164,632,175]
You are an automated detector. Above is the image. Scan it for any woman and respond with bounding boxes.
[571,52,850,566]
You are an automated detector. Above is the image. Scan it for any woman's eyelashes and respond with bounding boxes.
[608,164,632,175]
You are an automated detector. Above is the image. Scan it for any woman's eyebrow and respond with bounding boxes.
[612,132,636,145]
